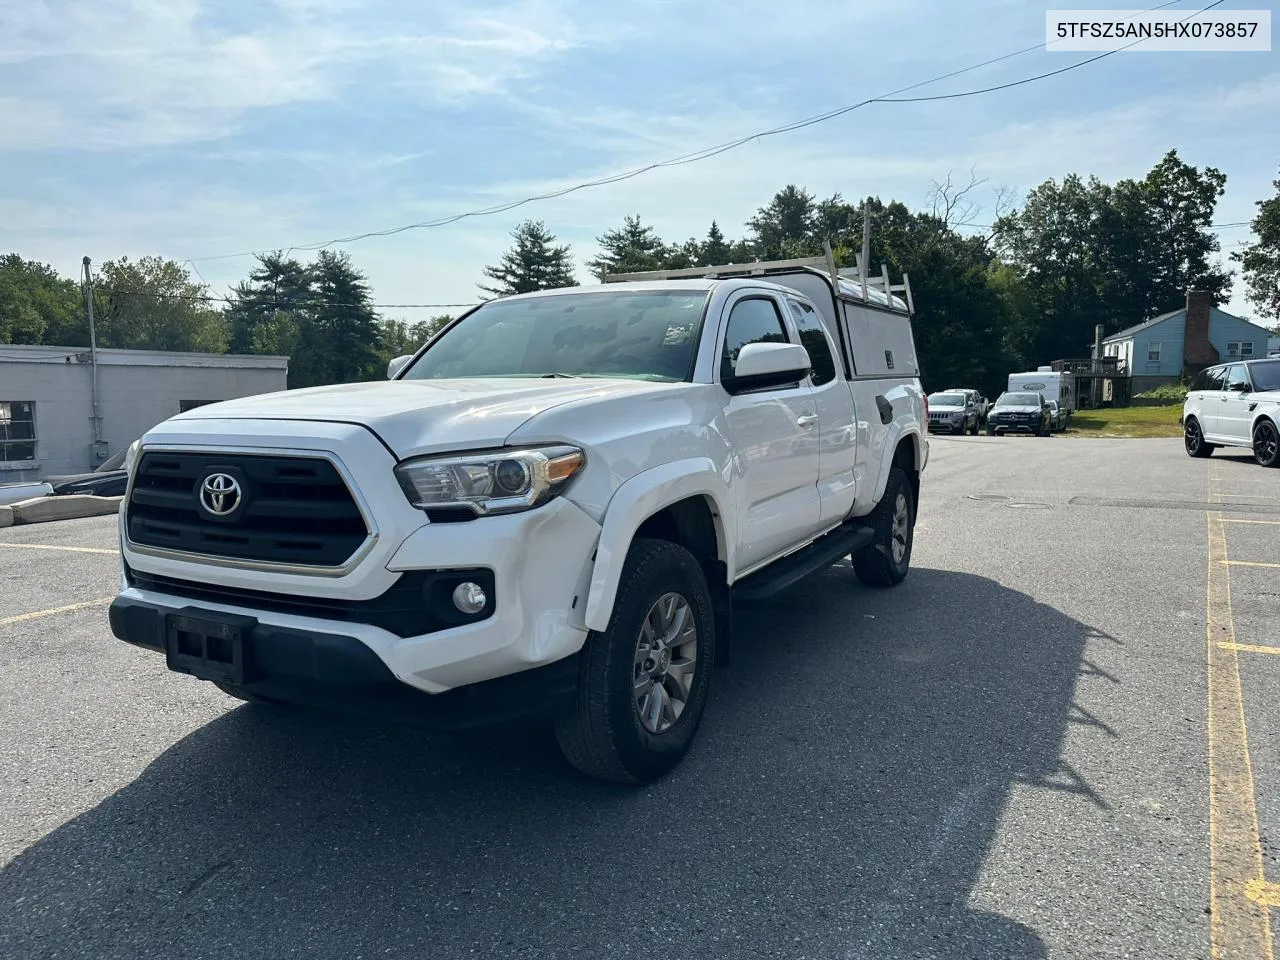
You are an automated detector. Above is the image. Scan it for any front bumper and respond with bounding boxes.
[988,419,1041,434]
[109,594,580,728]
[927,419,967,433]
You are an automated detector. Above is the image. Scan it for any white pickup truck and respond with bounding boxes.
[109,257,928,783]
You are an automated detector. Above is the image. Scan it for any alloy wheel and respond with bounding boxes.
[1255,421,1280,466]
[633,592,698,734]
[1185,419,1203,456]
[891,491,910,565]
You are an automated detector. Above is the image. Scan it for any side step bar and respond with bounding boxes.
[732,522,874,603]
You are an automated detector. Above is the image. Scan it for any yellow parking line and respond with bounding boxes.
[0,597,113,627]
[1220,519,1280,526]
[1227,561,1280,569]
[0,542,118,555]
[1219,643,1280,656]
[1206,466,1275,960]
[1247,880,1280,908]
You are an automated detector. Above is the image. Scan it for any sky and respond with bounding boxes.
[1,0,1277,328]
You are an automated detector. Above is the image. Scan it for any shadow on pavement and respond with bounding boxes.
[0,567,1107,960]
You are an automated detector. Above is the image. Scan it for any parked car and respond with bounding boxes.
[927,391,979,435]
[43,443,134,498]
[1182,358,1280,467]
[0,481,53,506]
[946,387,988,423]
[1045,400,1068,432]
[109,258,929,783]
[986,391,1053,437]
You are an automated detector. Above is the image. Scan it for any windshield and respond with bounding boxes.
[401,290,709,382]
[997,392,1041,406]
[1252,360,1280,391]
[929,393,965,406]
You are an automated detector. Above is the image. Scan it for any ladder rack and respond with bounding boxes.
[602,246,914,316]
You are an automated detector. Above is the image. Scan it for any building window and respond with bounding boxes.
[1147,342,1161,362]
[1227,342,1239,357]
[0,401,37,462]
[1240,341,1254,357]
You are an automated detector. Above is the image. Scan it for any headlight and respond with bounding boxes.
[395,445,585,516]
[122,440,141,476]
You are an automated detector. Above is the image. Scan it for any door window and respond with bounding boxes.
[721,298,789,382]
[786,300,837,385]
[1203,366,1227,392]
[1225,365,1251,393]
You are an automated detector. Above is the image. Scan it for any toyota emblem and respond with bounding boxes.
[199,473,242,516]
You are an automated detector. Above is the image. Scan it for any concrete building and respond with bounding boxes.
[1101,290,1276,394]
[0,345,288,481]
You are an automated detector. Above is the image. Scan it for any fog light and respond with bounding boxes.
[452,581,487,615]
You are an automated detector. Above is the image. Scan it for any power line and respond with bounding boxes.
[185,0,1199,265]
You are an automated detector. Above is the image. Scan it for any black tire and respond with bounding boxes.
[214,682,285,705]
[1185,416,1213,459]
[852,467,915,588]
[986,427,996,437]
[969,418,979,436]
[1254,418,1280,468]
[554,539,716,784]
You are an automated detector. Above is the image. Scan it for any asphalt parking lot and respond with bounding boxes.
[2,437,1278,960]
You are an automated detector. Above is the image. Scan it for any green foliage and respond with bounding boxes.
[375,315,453,371]
[1133,382,1188,404]
[587,215,669,279]
[94,256,229,353]
[479,220,576,296]
[0,254,83,344]
[1234,167,1280,329]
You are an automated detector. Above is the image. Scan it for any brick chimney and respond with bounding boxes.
[1183,289,1219,370]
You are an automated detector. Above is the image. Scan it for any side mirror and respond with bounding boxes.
[1229,381,1249,393]
[724,342,811,393]
[387,355,413,379]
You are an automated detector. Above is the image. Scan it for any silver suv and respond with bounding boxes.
[1182,359,1280,467]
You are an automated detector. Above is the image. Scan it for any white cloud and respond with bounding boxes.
[0,0,588,151]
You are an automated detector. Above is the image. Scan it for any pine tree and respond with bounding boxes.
[586,215,668,280]
[309,250,381,384]
[700,221,731,266]
[479,220,577,297]
[226,252,314,355]
[1233,167,1280,329]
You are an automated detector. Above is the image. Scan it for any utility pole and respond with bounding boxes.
[83,256,105,465]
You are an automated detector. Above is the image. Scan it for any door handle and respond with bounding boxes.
[797,414,819,428]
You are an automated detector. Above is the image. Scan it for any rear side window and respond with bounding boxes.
[787,300,836,386]
[721,298,789,381]
[1203,366,1227,391]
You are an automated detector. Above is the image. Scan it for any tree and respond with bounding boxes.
[0,254,83,344]
[587,215,668,280]
[699,221,731,266]
[304,250,381,386]
[1234,167,1280,329]
[479,220,576,297]
[747,185,818,259]
[375,315,453,371]
[93,256,228,353]
[225,252,315,356]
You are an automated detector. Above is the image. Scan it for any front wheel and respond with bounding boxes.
[852,467,914,588]
[555,539,716,784]
[969,418,979,436]
[1185,417,1213,459]
[1254,419,1280,468]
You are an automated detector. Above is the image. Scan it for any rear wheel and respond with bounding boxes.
[1185,417,1213,459]
[1254,419,1280,468]
[555,539,716,784]
[852,467,914,588]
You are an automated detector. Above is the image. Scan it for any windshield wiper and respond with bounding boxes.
[540,373,579,379]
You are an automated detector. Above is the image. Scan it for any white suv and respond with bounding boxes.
[110,259,928,783]
[1182,359,1280,467]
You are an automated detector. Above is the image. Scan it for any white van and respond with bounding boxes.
[1008,370,1075,417]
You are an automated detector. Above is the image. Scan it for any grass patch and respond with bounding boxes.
[1067,405,1183,438]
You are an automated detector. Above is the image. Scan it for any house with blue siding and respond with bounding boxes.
[1102,290,1275,393]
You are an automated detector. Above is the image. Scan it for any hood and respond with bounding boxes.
[172,377,680,457]
[992,404,1043,414]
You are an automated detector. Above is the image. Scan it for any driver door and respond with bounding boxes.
[718,293,821,573]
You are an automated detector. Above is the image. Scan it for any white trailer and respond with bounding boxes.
[1007,368,1076,415]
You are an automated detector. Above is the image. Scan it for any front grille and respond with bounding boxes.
[125,565,495,638]
[127,452,369,567]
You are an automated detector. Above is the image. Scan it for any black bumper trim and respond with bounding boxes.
[109,595,580,730]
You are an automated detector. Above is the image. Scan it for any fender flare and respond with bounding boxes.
[871,424,924,504]
[584,458,733,633]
